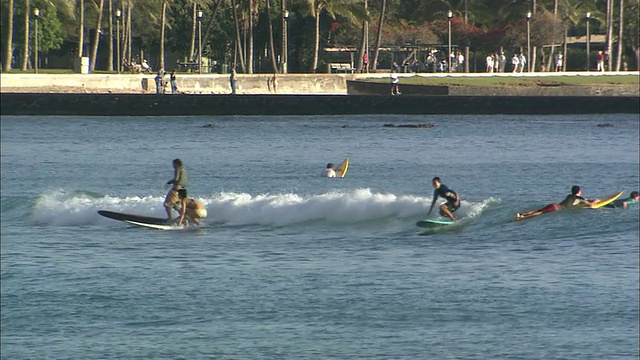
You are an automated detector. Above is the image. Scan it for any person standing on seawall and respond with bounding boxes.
[390,71,401,95]
[170,70,178,94]
[427,177,461,221]
[230,69,238,95]
[164,159,188,222]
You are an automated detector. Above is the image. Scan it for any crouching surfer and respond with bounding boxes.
[516,185,597,221]
[176,189,207,226]
[427,177,461,221]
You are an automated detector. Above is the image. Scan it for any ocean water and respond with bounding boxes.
[1,114,638,359]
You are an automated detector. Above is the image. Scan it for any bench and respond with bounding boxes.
[177,61,200,72]
[329,63,356,73]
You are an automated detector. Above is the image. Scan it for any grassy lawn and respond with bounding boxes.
[366,74,640,87]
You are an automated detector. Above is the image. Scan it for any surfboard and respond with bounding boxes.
[334,158,349,178]
[416,219,456,228]
[98,210,181,230]
[588,191,624,209]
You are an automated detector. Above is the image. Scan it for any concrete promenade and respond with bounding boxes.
[1,71,638,95]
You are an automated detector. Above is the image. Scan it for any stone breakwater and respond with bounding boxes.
[1,93,638,116]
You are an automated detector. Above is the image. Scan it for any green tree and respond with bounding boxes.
[2,0,15,71]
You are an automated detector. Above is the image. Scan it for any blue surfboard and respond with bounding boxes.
[416,219,456,228]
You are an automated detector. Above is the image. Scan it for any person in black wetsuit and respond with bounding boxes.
[427,177,460,221]
[516,185,597,221]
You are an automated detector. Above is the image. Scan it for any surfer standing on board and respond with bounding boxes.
[164,158,188,222]
[427,177,460,221]
[322,163,336,178]
[516,185,597,221]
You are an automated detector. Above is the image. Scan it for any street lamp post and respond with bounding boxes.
[585,12,591,71]
[526,12,531,72]
[447,10,453,73]
[116,9,121,73]
[283,10,289,74]
[198,10,203,74]
[34,8,40,74]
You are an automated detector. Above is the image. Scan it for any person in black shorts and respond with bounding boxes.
[427,177,460,221]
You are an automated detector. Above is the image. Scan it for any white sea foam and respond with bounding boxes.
[31,189,501,227]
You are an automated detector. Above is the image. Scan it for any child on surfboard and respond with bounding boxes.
[176,189,207,226]
[427,177,460,221]
[515,185,598,221]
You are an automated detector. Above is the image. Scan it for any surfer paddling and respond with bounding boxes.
[427,177,461,221]
[516,185,598,221]
[176,189,207,226]
[164,158,188,222]
[604,191,639,209]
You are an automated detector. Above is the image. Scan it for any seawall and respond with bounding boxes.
[2,93,638,116]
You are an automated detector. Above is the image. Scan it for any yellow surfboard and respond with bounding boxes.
[334,158,349,178]
[589,191,623,209]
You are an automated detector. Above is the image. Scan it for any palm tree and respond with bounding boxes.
[78,0,85,58]
[21,0,30,71]
[305,0,363,73]
[107,0,113,71]
[3,0,15,72]
[371,0,386,72]
[266,0,279,72]
[160,0,168,70]
[90,0,105,71]
[614,0,622,71]
[232,0,247,72]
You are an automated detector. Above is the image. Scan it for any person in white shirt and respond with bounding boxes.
[518,54,526,73]
[322,163,336,178]
[511,54,519,73]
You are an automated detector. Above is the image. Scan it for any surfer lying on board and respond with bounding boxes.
[322,163,336,178]
[176,189,207,226]
[427,177,461,221]
[605,191,639,209]
[164,158,188,221]
[515,185,598,221]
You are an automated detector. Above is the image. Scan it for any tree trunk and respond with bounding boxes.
[356,0,368,73]
[615,0,623,71]
[127,3,132,63]
[200,0,224,60]
[78,0,85,58]
[371,0,386,72]
[546,0,558,71]
[160,0,167,70]
[189,3,196,62]
[562,27,567,71]
[107,0,113,71]
[266,0,279,73]
[606,0,613,71]
[248,0,254,74]
[464,0,469,73]
[21,0,29,70]
[311,7,320,72]
[3,0,14,72]
[232,0,246,73]
[90,0,105,71]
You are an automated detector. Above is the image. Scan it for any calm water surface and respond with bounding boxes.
[1,114,638,359]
